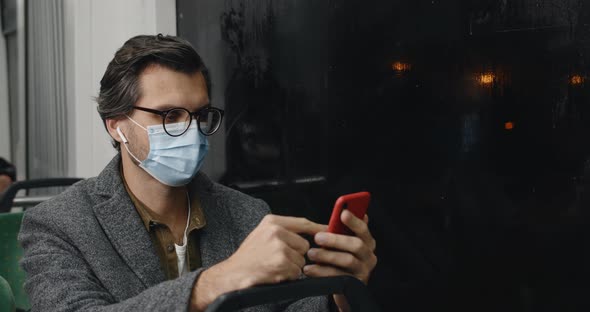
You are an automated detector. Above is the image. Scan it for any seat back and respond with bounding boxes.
[0,212,28,311]
[0,178,83,212]
[0,275,16,312]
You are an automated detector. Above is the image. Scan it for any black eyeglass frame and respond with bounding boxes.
[132,105,225,137]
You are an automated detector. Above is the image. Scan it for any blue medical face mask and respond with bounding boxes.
[116,116,209,187]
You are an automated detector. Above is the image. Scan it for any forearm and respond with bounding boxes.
[190,259,253,311]
[332,294,350,312]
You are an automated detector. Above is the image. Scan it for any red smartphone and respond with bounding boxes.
[327,191,371,235]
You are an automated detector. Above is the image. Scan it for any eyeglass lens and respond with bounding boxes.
[164,108,192,136]
[163,108,222,136]
[198,109,222,135]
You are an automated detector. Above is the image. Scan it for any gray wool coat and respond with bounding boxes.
[18,155,329,312]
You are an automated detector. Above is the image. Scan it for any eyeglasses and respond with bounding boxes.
[132,105,225,137]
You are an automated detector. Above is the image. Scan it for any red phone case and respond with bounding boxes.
[327,191,371,235]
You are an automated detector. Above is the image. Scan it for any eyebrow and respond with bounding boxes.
[151,103,211,112]
[151,104,178,111]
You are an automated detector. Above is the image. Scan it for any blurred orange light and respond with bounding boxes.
[504,121,514,130]
[479,73,495,85]
[392,61,411,72]
[570,75,584,85]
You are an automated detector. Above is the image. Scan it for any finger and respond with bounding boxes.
[341,210,375,249]
[282,243,307,269]
[288,262,304,280]
[274,226,312,255]
[272,260,304,283]
[341,209,368,237]
[364,214,369,224]
[307,248,363,273]
[263,214,327,235]
[284,259,305,282]
[303,264,351,278]
[314,232,374,260]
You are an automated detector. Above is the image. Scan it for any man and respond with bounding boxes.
[0,157,16,194]
[18,34,377,311]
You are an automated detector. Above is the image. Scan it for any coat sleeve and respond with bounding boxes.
[18,206,203,312]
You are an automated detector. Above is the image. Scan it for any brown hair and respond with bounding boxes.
[96,34,211,150]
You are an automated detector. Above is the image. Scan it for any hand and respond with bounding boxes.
[191,214,325,311]
[303,210,377,312]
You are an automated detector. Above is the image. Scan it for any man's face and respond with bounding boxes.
[0,174,12,193]
[122,65,210,162]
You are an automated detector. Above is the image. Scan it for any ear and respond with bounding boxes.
[105,118,126,144]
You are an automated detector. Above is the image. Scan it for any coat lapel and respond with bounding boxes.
[91,156,166,288]
[191,173,237,268]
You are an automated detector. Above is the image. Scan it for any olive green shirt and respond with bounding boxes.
[121,171,206,280]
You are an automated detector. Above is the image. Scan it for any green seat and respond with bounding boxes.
[0,275,16,312]
[0,212,29,311]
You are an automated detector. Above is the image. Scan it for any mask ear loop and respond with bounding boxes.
[126,115,148,131]
[116,126,142,164]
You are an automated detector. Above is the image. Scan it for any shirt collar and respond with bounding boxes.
[120,165,206,232]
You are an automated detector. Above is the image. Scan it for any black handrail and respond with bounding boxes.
[0,178,83,212]
[227,175,327,193]
[205,275,381,312]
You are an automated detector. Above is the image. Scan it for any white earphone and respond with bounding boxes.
[116,127,128,144]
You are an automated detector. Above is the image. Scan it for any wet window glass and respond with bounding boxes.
[179,1,590,310]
